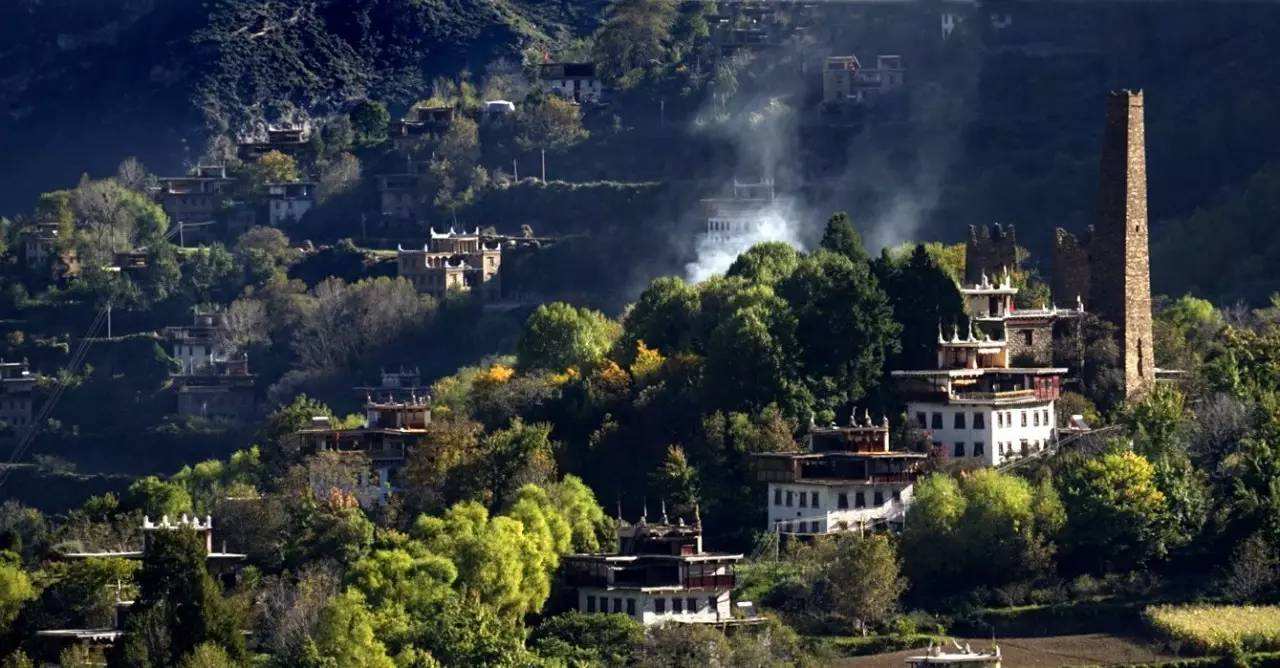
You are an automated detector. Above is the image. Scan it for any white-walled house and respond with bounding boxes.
[753,415,926,534]
[560,518,744,626]
[892,322,1065,468]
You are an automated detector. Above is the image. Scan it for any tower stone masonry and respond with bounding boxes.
[1090,89,1155,398]
[964,223,1018,284]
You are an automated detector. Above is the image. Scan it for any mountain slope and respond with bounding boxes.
[0,0,601,216]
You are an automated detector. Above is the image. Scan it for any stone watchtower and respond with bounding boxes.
[1090,90,1155,398]
[964,223,1018,285]
[1051,226,1092,307]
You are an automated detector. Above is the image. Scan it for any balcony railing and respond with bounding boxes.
[684,575,735,589]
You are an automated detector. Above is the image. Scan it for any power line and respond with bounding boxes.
[0,304,109,491]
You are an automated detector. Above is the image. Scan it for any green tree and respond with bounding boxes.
[178,643,236,668]
[620,277,700,359]
[303,592,396,668]
[593,0,678,80]
[349,100,390,144]
[824,534,906,635]
[124,476,194,519]
[517,302,620,371]
[1057,446,1171,572]
[114,530,244,666]
[726,242,801,286]
[530,612,644,666]
[247,150,299,192]
[819,212,867,263]
[777,251,900,419]
[874,244,966,370]
[0,552,36,634]
[516,95,589,154]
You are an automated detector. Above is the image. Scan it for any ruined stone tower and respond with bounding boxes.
[964,223,1017,284]
[1051,226,1092,307]
[1090,90,1155,398]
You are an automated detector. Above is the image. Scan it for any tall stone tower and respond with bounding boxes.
[1090,90,1155,398]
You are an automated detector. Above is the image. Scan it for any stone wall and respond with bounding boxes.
[1005,321,1055,367]
[964,223,1018,284]
[1090,90,1155,398]
[1052,227,1092,308]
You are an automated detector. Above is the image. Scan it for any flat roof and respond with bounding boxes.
[891,367,1067,378]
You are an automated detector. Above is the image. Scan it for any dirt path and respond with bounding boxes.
[835,634,1177,667]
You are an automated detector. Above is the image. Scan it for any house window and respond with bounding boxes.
[708,596,718,613]
[774,489,782,506]
[612,598,621,613]
[855,492,866,508]
[893,489,902,501]
[1021,411,1028,427]
[785,491,793,507]
[799,493,807,508]
[954,412,966,429]
[917,412,927,428]
[1021,330,1033,346]
[673,598,684,614]
[974,441,985,457]
[1043,409,1050,425]
[974,412,985,429]
[627,599,636,616]
[811,492,820,508]
[587,596,596,613]
[954,442,965,457]
[931,412,943,429]
[687,597,698,613]
[874,491,885,505]
[838,493,849,509]
[655,598,666,614]
[1033,411,1040,426]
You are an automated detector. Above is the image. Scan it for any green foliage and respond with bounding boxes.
[349,100,390,144]
[1057,446,1172,572]
[593,0,678,80]
[178,643,237,668]
[516,302,620,372]
[819,212,867,263]
[115,529,244,666]
[124,476,194,519]
[903,471,1061,591]
[246,151,300,193]
[516,94,589,153]
[529,611,644,666]
[726,242,801,286]
[874,243,966,370]
[823,534,907,634]
[303,591,396,668]
[0,552,36,634]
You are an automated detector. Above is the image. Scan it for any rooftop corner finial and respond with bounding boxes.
[660,498,669,524]
[938,320,945,344]
[641,497,649,523]
[863,408,872,427]
[951,322,960,343]
[848,408,857,427]
[1077,294,1084,312]
[967,318,976,342]
[882,414,890,428]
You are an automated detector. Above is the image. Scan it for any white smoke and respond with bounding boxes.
[684,197,806,283]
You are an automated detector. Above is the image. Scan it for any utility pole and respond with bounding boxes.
[178,221,185,248]
[660,98,665,127]
[512,159,518,181]
[541,149,547,182]
[106,302,112,339]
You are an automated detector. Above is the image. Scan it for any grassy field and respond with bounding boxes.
[1144,605,1280,655]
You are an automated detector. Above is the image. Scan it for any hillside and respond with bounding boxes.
[0,0,602,216]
